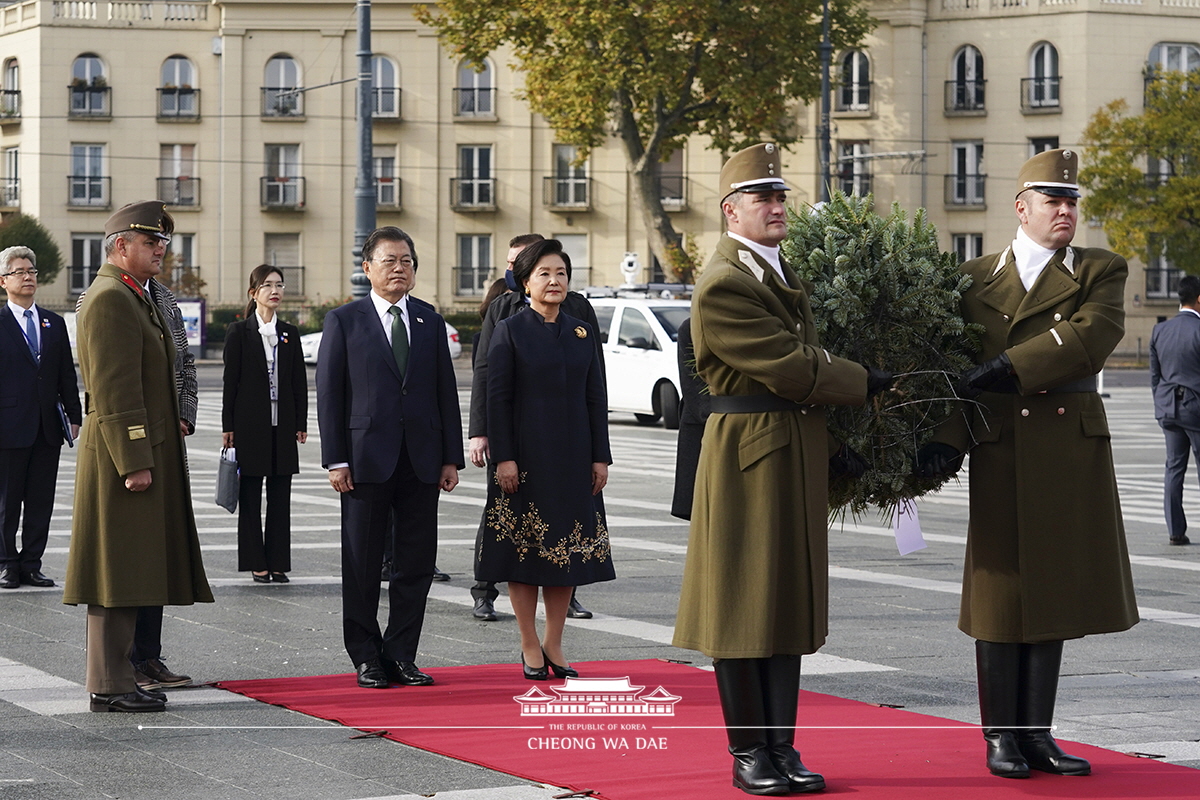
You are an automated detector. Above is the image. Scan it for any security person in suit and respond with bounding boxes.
[64,201,213,712]
[918,150,1139,778]
[1150,274,1200,545]
[0,246,81,589]
[317,226,464,689]
[672,143,890,795]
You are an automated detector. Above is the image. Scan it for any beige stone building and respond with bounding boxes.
[0,0,1196,357]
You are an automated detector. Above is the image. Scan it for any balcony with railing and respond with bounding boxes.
[834,82,872,114]
[68,82,110,118]
[271,265,305,297]
[944,79,986,114]
[450,177,496,211]
[262,87,303,118]
[260,176,305,209]
[453,265,490,296]
[1020,77,1061,113]
[69,263,101,294]
[836,173,873,197]
[67,175,110,207]
[159,265,203,298]
[659,173,689,212]
[157,176,200,207]
[945,174,987,207]
[453,87,496,118]
[0,177,17,208]
[158,87,199,120]
[0,90,19,122]
[372,87,401,120]
[375,176,402,210]
[543,176,592,211]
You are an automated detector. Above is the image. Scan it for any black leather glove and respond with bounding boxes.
[914,442,964,479]
[865,367,895,398]
[955,353,1013,400]
[829,444,869,480]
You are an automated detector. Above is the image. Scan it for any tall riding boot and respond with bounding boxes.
[975,640,1029,778]
[762,654,826,793]
[713,658,790,796]
[1017,641,1090,776]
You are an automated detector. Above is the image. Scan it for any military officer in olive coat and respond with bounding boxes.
[64,202,213,713]
[673,144,891,796]
[918,150,1138,779]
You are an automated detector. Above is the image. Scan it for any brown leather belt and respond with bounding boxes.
[709,394,806,413]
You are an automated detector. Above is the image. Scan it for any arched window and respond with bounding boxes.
[1149,42,1200,72]
[838,50,870,112]
[1023,42,1060,110]
[70,54,108,117]
[159,56,198,118]
[948,45,985,112]
[1,58,18,118]
[455,58,494,116]
[263,55,302,117]
[371,56,400,118]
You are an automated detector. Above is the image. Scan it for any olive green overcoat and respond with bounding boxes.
[673,235,867,659]
[933,245,1138,643]
[63,263,213,608]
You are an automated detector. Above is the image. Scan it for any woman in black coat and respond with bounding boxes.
[222,265,308,583]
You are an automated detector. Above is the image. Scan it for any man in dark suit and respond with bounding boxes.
[317,226,464,689]
[0,246,82,589]
[1150,274,1200,545]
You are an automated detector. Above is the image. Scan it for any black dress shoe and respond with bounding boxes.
[20,570,55,587]
[432,566,451,581]
[0,567,18,589]
[136,684,168,702]
[543,649,579,678]
[270,572,290,583]
[1170,535,1191,545]
[136,658,192,688]
[385,660,435,686]
[566,596,593,619]
[356,659,390,689]
[522,654,549,681]
[90,692,166,713]
[473,598,498,621]
[252,572,271,583]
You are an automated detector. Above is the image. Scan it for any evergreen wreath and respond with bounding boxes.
[781,192,982,517]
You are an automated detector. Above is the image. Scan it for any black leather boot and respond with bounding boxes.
[714,658,790,796]
[1017,641,1090,776]
[762,654,826,793]
[976,640,1030,778]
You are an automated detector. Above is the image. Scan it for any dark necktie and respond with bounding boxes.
[22,309,39,362]
[387,305,409,377]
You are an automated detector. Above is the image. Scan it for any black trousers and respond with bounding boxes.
[341,442,439,666]
[238,475,293,572]
[0,434,61,573]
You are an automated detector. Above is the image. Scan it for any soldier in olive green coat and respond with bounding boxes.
[64,202,212,714]
[919,150,1138,780]
[673,144,890,796]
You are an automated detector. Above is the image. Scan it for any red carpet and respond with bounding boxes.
[217,659,1200,799]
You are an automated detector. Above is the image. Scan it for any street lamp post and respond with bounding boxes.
[350,0,375,298]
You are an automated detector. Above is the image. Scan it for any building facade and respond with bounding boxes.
[0,0,1196,356]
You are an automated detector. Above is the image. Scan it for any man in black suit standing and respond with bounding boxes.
[1150,273,1200,545]
[317,226,464,688]
[0,246,81,589]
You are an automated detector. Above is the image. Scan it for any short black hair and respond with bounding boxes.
[1180,274,1200,305]
[512,238,572,290]
[363,226,418,271]
[509,233,545,249]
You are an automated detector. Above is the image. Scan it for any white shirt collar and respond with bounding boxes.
[1181,307,1200,319]
[7,300,37,320]
[370,290,408,318]
[727,232,787,282]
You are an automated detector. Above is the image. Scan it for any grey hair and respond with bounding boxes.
[0,245,36,273]
[102,231,134,256]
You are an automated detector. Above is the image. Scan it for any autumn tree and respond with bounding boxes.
[1080,71,1200,270]
[0,213,64,288]
[416,0,872,283]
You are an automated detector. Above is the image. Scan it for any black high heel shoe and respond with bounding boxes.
[542,649,579,679]
[522,654,549,681]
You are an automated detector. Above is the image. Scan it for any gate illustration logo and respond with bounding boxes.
[513,677,682,717]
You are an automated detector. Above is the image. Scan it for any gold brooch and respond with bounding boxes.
[574,326,587,339]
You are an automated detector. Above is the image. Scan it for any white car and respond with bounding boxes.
[588,298,691,429]
[300,323,462,364]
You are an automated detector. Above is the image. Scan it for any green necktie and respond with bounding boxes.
[387,305,409,377]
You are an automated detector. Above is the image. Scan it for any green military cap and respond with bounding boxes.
[719,142,790,203]
[1016,148,1081,199]
[104,200,175,240]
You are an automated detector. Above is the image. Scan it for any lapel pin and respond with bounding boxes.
[416,317,424,323]
[575,326,587,339]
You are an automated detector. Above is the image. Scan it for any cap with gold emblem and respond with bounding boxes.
[718,142,790,203]
[1016,148,1081,199]
[104,200,175,240]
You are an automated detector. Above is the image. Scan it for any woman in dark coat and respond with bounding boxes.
[476,239,614,679]
[222,265,308,583]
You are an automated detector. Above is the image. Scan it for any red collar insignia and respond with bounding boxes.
[118,271,145,298]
